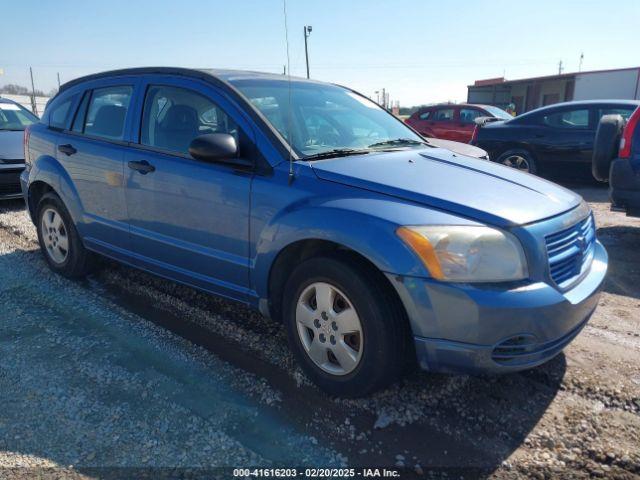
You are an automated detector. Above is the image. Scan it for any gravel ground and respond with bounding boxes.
[0,184,639,479]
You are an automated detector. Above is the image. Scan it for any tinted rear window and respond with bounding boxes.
[49,96,77,129]
[597,106,636,122]
[433,108,454,121]
[84,86,133,141]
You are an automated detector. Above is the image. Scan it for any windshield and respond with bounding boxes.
[0,102,38,130]
[484,105,513,120]
[230,80,424,158]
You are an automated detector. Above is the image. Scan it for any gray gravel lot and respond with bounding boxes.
[0,185,639,479]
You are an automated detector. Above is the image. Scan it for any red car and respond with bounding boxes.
[405,103,512,143]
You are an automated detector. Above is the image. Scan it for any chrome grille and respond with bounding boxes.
[545,214,595,289]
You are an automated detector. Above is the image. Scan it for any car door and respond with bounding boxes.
[457,107,484,143]
[430,107,456,140]
[56,79,139,257]
[124,77,254,301]
[410,108,435,137]
[532,107,593,165]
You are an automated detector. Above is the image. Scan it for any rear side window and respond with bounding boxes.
[597,107,635,122]
[49,95,78,129]
[543,109,589,129]
[140,85,238,156]
[84,86,133,140]
[433,108,454,122]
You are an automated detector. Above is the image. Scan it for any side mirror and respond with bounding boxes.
[189,133,250,167]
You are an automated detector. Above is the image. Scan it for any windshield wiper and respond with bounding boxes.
[303,148,371,161]
[368,138,427,149]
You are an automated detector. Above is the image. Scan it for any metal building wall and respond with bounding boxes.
[573,69,640,100]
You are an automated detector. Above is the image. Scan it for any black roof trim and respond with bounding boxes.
[57,67,226,94]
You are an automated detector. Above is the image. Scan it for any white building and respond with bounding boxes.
[467,66,640,114]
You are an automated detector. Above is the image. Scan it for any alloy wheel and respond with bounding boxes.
[295,282,363,376]
[40,208,69,265]
[501,154,531,172]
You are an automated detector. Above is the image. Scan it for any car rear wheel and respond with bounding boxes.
[36,192,96,278]
[283,256,408,397]
[592,114,625,182]
[496,149,537,174]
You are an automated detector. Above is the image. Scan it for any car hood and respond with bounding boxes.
[309,147,581,227]
[0,130,25,160]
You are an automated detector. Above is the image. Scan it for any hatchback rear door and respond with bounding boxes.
[54,78,139,257]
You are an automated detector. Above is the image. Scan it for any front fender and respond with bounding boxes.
[251,194,478,299]
[30,154,84,223]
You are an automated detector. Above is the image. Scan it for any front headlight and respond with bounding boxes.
[397,225,528,282]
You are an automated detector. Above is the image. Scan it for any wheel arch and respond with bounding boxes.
[265,237,416,366]
[28,155,84,225]
[266,239,370,321]
[27,180,56,223]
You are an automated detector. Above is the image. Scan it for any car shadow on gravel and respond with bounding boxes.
[89,257,566,476]
[597,225,640,300]
[0,199,26,212]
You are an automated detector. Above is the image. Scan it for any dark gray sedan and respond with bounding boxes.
[0,97,38,199]
[473,100,640,175]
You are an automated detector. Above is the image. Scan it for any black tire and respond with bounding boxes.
[495,149,537,174]
[36,192,96,278]
[283,255,408,397]
[592,114,625,182]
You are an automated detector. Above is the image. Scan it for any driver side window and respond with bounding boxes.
[140,85,238,156]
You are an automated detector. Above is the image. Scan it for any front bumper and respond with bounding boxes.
[0,164,24,200]
[610,158,640,216]
[388,240,607,374]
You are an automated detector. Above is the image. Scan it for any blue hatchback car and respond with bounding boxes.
[22,68,607,396]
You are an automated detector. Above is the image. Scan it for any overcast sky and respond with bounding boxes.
[2,0,639,105]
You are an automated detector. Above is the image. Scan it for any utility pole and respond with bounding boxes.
[303,25,312,79]
[578,53,584,72]
[374,90,380,105]
[29,67,38,116]
[382,88,386,110]
[57,72,61,88]
[558,60,564,75]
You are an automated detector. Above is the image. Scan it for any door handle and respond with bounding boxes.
[58,144,77,156]
[128,160,156,174]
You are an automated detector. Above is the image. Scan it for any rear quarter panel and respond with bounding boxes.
[476,122,538,160]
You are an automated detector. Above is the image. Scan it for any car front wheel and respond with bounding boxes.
[496,149,537,174]
[283,256,408,397]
